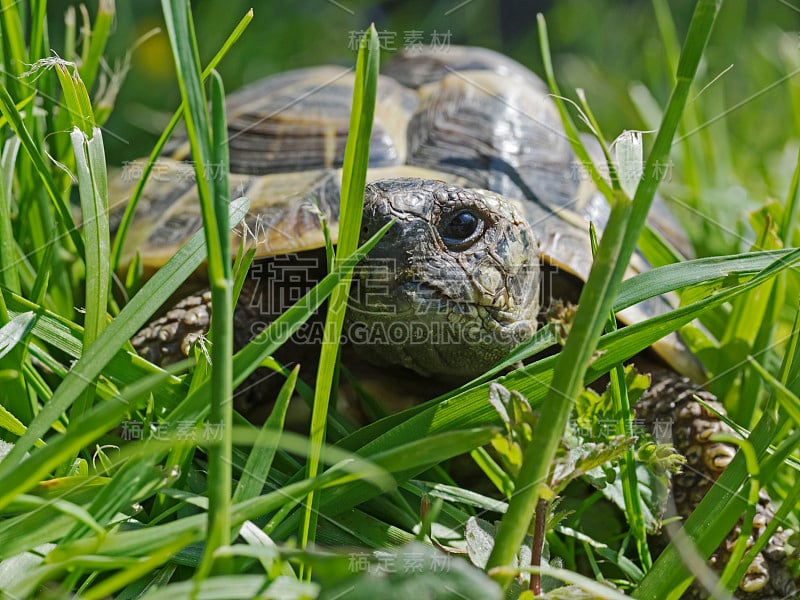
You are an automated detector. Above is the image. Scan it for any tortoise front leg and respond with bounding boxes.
[636,372,796,598]
[132,291,213,366]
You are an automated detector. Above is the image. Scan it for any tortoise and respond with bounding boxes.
[113,46,795,598]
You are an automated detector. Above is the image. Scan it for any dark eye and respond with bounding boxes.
[438,209,484,250]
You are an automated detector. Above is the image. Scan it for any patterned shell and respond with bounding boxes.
[110,46,698,376]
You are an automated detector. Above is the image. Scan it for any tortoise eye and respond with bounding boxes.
[438,209,484,250]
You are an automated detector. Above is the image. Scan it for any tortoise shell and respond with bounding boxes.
[112,45,698,377]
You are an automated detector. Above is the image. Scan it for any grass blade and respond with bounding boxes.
[161,0,237,577]
[300,24,380,563]
[232,366,298,504]
[69,124,110,419]
[0,311,35,362]
[590,224,651,571]
[0,137,21,292]
[485,4,722,584]
[0,84,84,258]
[0,0,27,86]
[748,357,800,426]
[77,0,114,93]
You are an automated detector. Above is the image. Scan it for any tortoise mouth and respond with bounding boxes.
[383,281,538,350]
[406,279,535,327]
[343,313,538,380]
[483,304,529,327]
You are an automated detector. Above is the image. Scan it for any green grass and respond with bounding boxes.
[487,1,720,586]
[300,25,380,576]
[159,0,237,577]
[0,1,799,599]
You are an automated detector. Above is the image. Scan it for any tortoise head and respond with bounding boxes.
[347,178,541,379]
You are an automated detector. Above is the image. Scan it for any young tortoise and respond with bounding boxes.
[116,46,795,598]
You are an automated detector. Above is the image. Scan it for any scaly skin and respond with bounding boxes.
[132,291,212,367]
[637,372,796,598]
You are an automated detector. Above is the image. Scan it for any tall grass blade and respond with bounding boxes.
[160,0,237,576]
[69,124,110,419]
[486,4,722,584]
[590,224,651,571]
[300,24,380,566]
[233,366,299,504]
[0,311,35,362]
[77,0,115,92]
[0,137,21,292]
[0,84,84,257]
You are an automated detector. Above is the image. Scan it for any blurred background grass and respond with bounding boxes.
[45,0,800,258]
